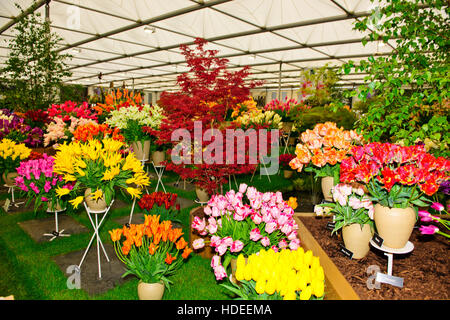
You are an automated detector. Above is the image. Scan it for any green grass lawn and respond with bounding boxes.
[0,170,295,300]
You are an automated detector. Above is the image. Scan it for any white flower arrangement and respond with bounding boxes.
[105,104,165,130]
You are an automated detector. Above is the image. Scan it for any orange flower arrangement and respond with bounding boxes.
[289,122,363,181]
[94,89,143,121]
[109,215,192,288]
[73,123,124,142]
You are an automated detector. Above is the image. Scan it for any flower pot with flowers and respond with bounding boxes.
[14,154,71,213]
[0,111,44,148]
[221,249,325,300]
[279,153,296,179]
[138,192,181,224]
[109,215,193,300]
[289,122,364,202]
[191,184,300,282]
[72,123,124,143]
[105,105,165,161]
[264,98,308,133]
[318,183,374,259]
[53,138,150,212]
[340,142,450,249]
[0,139,31,186]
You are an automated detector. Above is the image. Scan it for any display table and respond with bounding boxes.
[43,206,70,241]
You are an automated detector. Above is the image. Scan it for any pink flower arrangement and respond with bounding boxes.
[14,154,71,212]
[47,101,97,121]
[191,183,300,280]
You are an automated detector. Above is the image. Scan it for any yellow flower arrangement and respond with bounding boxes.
[0,139,31,175]
[223,248,325,300]
[53,138,150,208]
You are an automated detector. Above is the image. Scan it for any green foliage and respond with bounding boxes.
[58,84,87,104]
[342,0,450,157]
[122,119,149,142]
[291,105,357,133]
[0,1,72,111]
[299,65,343,107]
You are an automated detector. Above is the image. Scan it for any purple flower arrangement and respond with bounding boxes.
[14,154,71,212]
[191,184,300,280]
[0,111,43,147]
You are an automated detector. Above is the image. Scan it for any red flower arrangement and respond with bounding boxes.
[47,101,97,121]
[279,153,296,170]
[340,142,450,208]
[138,192,181,222]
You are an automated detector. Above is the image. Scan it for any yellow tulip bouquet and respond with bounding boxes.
[53,138,150,208]
[0,138,31,176]
[222,248,325,300]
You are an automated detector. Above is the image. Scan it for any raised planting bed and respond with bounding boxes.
[295,213,450,300]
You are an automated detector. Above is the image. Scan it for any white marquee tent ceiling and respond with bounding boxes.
[0,0,395,92]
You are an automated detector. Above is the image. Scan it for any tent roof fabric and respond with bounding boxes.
[0,0,390,91]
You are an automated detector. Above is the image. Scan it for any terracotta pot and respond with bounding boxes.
[137,281,165,300]
[195,187,209,203]
[321,176,335,202]
[152,151,165,166]
[342,224,373,259]
[84,188,108,212]
[374,204,416,249]
[131,140,151,161]
[282,122,293,133]
[2,172,18,186]
[283,169,294,179]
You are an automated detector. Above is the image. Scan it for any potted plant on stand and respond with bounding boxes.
[279,153,296,179]
[109,215,193,300]
[0,139,31,186]
[53,138,150,211]
[318,183,374,259]
[105,105,165,161]
[191,184,300,282]
[289,122,363,202]
[340,142,450,249]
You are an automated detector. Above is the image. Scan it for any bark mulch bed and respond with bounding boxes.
[298,216,449,300]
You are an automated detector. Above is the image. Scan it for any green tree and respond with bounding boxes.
[0,2,72,111]
[342,0,449,157]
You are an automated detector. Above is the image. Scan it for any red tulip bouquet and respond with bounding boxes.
[340,142,450,209]
[138,192,181,223]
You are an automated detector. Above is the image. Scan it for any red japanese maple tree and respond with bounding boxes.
[155,38,263,194]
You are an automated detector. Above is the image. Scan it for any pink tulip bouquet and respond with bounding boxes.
[191,184,300,280]
[418,202,449,240]
[14,154,72,213]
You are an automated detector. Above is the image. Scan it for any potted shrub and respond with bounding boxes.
[222,249,325,300]
[138,192,181,225]
[289,122,363,202]
[0,139,31,185]
[191,184,300,282]
[279,153,296,179]
[14,153,71,212]
[53,138,150,211]
[319,183,374,259]
[109,215,193,300]
[105,104,165,161]
[340,142,450,248]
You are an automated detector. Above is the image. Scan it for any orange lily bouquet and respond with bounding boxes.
[289,122,363,183]
[109,215,192,288]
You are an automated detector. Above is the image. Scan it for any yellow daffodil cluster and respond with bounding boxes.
[53,138,150,208]
[235,248,325,300]
[0,139,31,161]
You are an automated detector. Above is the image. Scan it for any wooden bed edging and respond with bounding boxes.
[294,212,360,300]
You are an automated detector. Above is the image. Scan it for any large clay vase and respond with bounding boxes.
[2,172,18,186]
[321,176,334,202]
[137,281,165,300]
[131,140,151,161]
[152,151,165,166]
[342,224,373,259]
[283,170,294,179]
[195,187,209,203]
[84,188,108,212]
[374,204,416,249]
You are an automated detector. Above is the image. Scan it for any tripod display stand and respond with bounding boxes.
[43,206,70,241]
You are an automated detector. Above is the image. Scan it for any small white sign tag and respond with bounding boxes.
[375,272,404,288]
